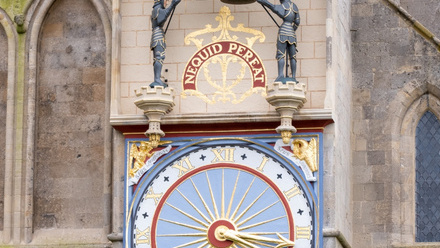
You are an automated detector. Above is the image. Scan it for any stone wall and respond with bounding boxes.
[323,0,352,246]
[118,0,327,117]
[34,0,106,232]
[0,18,7,232]
[351,0,440,246]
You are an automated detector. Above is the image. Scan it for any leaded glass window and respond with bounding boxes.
[416,111,440,242]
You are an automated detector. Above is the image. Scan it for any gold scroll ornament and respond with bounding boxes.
[292,138,318,172]
[128,140,171,178]
[182,6,266,104]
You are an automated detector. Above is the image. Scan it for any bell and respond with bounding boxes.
[220,0,256,4]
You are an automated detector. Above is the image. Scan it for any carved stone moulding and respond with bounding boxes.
[266,81,307,144]
[220,0,256,4]
[134,86,175,147]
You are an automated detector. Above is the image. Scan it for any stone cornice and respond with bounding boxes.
[383,0,440,52]
[110,109,333,126]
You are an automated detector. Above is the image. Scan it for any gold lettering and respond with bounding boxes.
[211,148,235,163]
[145,187,163,205]
[252,67,263,77]
[227,43,238,53]
[136,227,151,245]
[191,57,202,67]
[283,185,301,200]
[236,45,245,56]
[249,57,260,66]
[172,157,194,177]
[213,43,222,54]
[296,226,312,240]
[243,50,254,61]
[256,156,269,172]
[184,73,196,84]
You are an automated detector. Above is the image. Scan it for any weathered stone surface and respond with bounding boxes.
[35,0,106,230]
[0,18,7,232]
[352,0,440,246]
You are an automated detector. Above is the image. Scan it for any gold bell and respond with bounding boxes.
[220,0,256,4]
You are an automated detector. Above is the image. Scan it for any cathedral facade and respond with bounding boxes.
[0,0,439,247]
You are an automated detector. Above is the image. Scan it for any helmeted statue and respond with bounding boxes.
[150,0,181,88]
[256,0,300,82]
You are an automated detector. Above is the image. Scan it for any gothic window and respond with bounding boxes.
[415,111,440,242]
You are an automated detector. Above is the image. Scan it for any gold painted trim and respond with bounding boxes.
[122,127,325,136]
[125,137,322,247]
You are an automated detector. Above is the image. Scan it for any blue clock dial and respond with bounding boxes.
[130,144,315,248]
[152,164,293,247]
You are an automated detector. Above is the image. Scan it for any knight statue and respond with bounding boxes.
[256,0,300,82]
[150,0,181,88]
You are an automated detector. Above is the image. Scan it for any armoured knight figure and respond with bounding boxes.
[256,0,300,82]
[150,0,181,88]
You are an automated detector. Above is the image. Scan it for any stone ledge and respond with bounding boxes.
[392,243,440,248]
[110,109,333,126]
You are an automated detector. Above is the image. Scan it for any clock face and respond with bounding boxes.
[129,142,316,248]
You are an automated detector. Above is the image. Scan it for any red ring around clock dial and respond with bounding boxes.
[207,220,235,248]
[150,163,295,248]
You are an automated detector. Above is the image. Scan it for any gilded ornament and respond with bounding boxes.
[128,140,172,178]
[129,142,155,178]
[292,138,318,172]
[182,6,267,104]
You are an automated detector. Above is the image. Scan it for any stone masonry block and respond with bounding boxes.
[296,0,310,10]
[307,9,326,25]
[297,42,315,59]
[301,58,326,77]
[301,25,326,42]
[179,13,218,29]
[367,150,385,166]
[82,67,105,85]
[121,2,144,16]
[42,23,64,38]
[249,11,274,28]
[121,64,151,81]
[137,30,152,47]
[121,47,149,65]
[184,0,214,13]
[310,91,326,109]
[310,0,326,9]
[315,41,326,58]
[352,4,374,17]
[307,77,326,91]
[122,16,149,31]
[122,31,137,47]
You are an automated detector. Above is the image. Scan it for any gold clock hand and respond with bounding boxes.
[222,229,259,248]
[224,230,295,247]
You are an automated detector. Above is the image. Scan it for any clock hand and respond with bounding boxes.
[223,229,295,248]
[222,229,259,248]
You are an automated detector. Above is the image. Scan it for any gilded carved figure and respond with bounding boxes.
[292,138,318,172]
[150,0,181,88]
[129,142,155,178]
[256,0,300,82]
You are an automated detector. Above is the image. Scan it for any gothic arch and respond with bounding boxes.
[390,82,440,244]
[0,7,17,244]
[23,0,112,244]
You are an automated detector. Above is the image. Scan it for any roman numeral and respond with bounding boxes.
[256,156,269,172]
[296,225,312,240]
[136,227,150,245]
[211,148,235,163]
[172,156,194,177]
[145,187,163,205]
[283,185,301,200]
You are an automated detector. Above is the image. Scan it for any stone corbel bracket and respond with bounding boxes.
[266,81,307,144]
[134,86,175,147]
